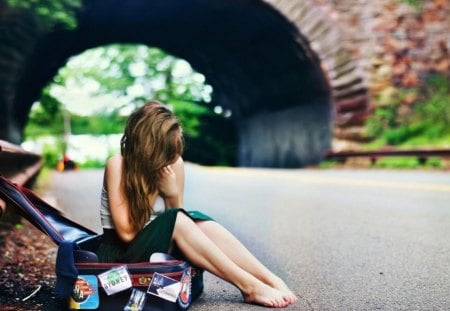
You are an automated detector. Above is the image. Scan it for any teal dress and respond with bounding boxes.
[96,208,214,263]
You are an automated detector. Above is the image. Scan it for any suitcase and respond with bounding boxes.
[0,175,203,310]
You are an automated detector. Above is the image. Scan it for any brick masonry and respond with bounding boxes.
[266,0,449,149]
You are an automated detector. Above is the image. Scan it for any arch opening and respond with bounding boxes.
[23,44,238,167]
[4,0,333,167]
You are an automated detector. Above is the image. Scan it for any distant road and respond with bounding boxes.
[46,165,450,310]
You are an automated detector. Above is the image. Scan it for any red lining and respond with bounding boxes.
[75,260,183,267]
[0,176,65,241]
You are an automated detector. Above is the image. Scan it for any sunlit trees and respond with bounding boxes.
[25,44,237,167]
[6,0,81,31]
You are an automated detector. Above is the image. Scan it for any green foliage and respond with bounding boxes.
[365,88,417,139]
[398,0,423,9]
[373,157,441,169]
[365,104,399,139]
[319,156,442,169]
[58,44,213,106]
[41,141,64,168]
[6,0,82,31]
[382,123,424,145]
[170,99,209,138]
[414,75,450,128]
[364,74,450,149]
[25,44,237,167]
[70,111,128,135]
[24,88,65,138]
[318,160,340,169]
[77,158,107,169]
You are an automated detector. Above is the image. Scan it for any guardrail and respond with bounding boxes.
[0,140,42,217]
[324,148,450,165]
[0,140,42,186]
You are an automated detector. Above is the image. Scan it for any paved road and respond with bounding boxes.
[46,165,450,310]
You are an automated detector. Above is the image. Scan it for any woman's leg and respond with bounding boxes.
[196,220,297,303]
[172,212,292,308]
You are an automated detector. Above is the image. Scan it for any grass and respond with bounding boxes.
[319,156,447,170]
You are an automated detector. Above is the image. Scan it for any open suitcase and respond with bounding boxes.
[0,175,203,310]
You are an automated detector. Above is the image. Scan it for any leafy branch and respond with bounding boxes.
[6,0,82,31]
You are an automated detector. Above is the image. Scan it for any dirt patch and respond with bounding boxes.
[0,216,66,310]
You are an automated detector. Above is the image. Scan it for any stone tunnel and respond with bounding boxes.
[0,0,448,168]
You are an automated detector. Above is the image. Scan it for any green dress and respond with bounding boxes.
[96,208,214,263]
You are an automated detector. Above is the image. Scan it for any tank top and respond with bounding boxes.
[100,186,165,229]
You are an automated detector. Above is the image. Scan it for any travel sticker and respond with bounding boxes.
[177,268,192,309]
[124,288,148,311]
[98,265,132,296]
[147,272,182,303]
[69,275,99,310]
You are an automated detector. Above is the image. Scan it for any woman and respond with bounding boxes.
[97,101,297,308]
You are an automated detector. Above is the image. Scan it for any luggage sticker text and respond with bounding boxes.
[98,266,132,296]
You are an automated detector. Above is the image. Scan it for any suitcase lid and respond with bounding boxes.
[0,175,97,245]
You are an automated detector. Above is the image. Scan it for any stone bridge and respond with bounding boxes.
[0,0,448,168]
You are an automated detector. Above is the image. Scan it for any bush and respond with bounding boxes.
[41,142,63,168]
[364,74,450,148]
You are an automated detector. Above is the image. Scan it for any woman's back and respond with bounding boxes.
[100,155,165,230]
[100,185,165,230]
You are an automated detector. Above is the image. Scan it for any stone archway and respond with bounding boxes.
[266,0,371,143]
[1,0,359,167]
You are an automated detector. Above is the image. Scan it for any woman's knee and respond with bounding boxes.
[173,211,194,235]
[196,220,222,237]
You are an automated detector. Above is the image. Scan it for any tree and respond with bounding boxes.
[6,0,82,31]
[26,44,237,166]
[24,86,64,138]
[54,44,216,138]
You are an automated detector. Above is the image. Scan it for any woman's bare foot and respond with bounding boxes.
[242,281,291,308]
[268,277,298,304]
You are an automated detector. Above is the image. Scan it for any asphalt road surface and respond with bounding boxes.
[45,164,450,310]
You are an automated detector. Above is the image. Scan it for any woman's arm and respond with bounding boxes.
[104,155,137,243]
[159,156,185,208]
[0,198,5,217]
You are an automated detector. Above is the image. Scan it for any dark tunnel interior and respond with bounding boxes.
[8,0,332,167]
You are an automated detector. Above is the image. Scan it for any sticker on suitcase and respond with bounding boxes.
[177,268,192,309]
[98,265,132,296]
[124,288,148,311]
[147,272,182,303]
[69,275,99,310]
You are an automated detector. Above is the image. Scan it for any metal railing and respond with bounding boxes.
[324,148,450,165]
[0,140,42,186]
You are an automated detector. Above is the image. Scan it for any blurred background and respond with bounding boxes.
[0,0,448,172]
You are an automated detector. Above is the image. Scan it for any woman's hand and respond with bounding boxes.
[158,156,184,208]
[158,165,179,200]
[0,198,6,217]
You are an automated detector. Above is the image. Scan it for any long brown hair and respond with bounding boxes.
[120,101,184,231]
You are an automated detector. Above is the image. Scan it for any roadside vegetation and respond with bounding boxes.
[321,73,450,169]
[364,74,450,150]
[360,74,450,169]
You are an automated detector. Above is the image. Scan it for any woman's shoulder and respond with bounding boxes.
[105,154,122,177]
[173,156,184,167]
[106,154,122,167]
